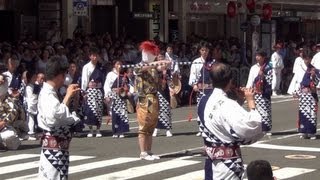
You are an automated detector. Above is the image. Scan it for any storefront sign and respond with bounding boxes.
[131,12,153,19]
[189,1,211,11]
[152,4,161,36]
[73,0,88,16]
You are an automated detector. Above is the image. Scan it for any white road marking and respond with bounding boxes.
[0,155,94,176]
[82,157,201,180]
[273,167,316,179]
[245,143,320,152]
[0,154,39,164]
[8,157,139,180]
[163,170,204,180]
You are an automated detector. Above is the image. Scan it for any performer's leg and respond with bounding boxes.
[87,125,93,138]
[146,134,152,152]
[96,125,102,138]
[146,134,160,159]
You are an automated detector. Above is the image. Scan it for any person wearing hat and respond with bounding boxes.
[246,50,273,135]
[287,48,307,95]
[81,47,105,138]
[271,43,284,96]
[134,41,171,160]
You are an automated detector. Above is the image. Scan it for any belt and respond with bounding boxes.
[88,81,102,89]
[205,145,241,160]
[41,134,71,150]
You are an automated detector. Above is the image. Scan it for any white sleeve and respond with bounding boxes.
[293,58,300,74]
[174,61,180,73]
[39,93,78,127]
[188,63,196,86]
[246,67,255,88]
[81,65,88,90]
[25,86,38,114]
[224,102,263,141]
[103,72,114,98]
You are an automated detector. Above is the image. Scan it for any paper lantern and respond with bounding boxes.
[262,4,272,20]
[246,0,256,12]
[227,1,237,18]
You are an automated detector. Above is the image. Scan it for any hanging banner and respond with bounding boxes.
[73,0,88,16]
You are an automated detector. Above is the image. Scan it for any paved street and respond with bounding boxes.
[1,95,320,180]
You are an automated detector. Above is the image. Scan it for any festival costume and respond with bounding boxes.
[135,67,159,135]
[24,83,40,136]
[37,82,80,180]
[104,70,130,135]
[81,62,104,128]
[246,62,273,132]
[156,70,172,131]
[270,51,284,94]
[295,64,320,136]
[0,94,24,150]
[198,88,263,180]
[288,56,307,94]
[189,57,214,136]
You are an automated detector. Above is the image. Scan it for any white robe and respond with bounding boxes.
[37,82,80,180]
[200,88,263,180]
[81,62,95,91]
[103,69,118,98]
[287,57,307,94]
[271,52,284,91]
[188,56,205,86]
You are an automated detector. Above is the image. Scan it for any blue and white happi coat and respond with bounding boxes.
[198,88,263,180]
[82,63,105,127]
[246,62,273,132]
[104,71,130,134]
[296,64,320,135]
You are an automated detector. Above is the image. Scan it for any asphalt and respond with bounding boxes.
[1,95,320,180]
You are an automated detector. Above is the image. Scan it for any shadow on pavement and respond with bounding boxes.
[270,130,298,136]
[160,150,205,159]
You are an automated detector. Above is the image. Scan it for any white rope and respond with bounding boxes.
[120,61,205,68]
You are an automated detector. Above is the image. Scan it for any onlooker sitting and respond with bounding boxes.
[0,73,22,150]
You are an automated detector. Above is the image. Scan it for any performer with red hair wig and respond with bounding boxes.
[134,41,171,160]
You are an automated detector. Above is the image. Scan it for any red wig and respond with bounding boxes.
[139,41,160,56]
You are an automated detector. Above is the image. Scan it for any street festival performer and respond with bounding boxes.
[293,50,320,140]
[198,63,264,180]
[104,60,130,138]
[246,50,273,135]
[188,42,214,136]
[134,41,171,160]
[37,57,81,179]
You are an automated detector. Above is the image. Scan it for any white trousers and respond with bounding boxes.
[272,71,282,91]
[27,113,36,135]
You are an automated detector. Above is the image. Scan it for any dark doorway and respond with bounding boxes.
[0,11,15,41]
[91,6,115,35]
[169,19,178,42]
